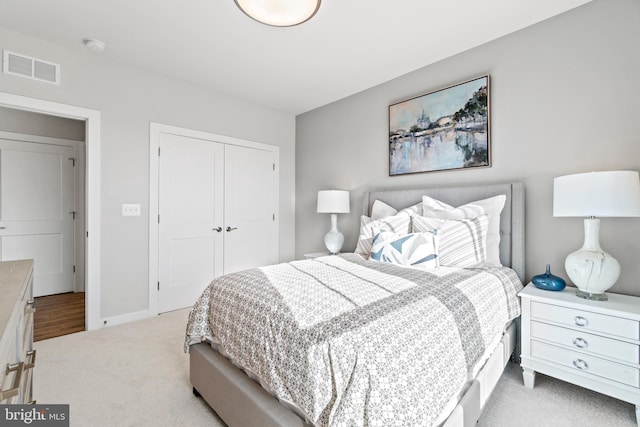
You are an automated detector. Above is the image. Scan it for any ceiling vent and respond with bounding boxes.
[2,50,60,85]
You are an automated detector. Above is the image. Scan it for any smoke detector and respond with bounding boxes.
[84,39,106,52]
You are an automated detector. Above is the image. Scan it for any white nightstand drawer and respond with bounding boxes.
[531,301,639,340]
[531,340,640,387]
[531,321,639,364]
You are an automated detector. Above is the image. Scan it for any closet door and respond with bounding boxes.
[158,133,224,313]
[224,144,277,274]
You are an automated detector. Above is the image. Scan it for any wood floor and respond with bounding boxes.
[34,292,85,341]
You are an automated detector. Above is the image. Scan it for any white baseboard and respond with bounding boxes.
[99,310,152,328]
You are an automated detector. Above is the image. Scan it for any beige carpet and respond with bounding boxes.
[34,310,637,426]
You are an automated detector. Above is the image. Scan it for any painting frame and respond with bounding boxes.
[388,75,491,176]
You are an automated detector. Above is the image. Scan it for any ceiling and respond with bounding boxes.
[0,0,592,114]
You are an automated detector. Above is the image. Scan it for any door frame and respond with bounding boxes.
[149,122,279,316]
[0,92,102,330]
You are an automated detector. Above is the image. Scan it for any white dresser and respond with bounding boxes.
[520,283,640,422]
[0,259,35,404]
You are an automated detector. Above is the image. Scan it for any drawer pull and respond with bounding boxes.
[25,299,36,314]
[573,337,588,349]
[574,316,588,327]
[24,350,36,370]
[573,359,589,370]
[0,362,24,401]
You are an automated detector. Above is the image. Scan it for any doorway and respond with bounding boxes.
[0,110,86,339]
[0,92,102,331]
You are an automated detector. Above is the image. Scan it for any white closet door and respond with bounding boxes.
[158,133,224,313]
[0,139,75,296]
[224,144,277,274]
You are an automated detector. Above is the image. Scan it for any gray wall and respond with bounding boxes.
[0,106,85,140]
[0,27,296,319]
[295,0,640,296]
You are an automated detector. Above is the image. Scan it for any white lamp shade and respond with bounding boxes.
[317,190,350,214]
[234,0,321,26]
[553,171,640,217]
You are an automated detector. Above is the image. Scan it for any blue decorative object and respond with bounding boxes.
[532,264,566,291]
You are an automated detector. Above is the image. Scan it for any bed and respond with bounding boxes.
[186,182,525,427]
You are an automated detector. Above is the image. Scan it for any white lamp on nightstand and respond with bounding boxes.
[553,171,640,301]
[317,190,350,254]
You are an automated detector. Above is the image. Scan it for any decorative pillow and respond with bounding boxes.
[370,200,423,221]
[370,231,438,268]
[421,195,505,266]
[354,211,412,258]
[412,215,489,268]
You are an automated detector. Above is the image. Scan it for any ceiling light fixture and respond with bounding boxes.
[234,0,321,27]
[84,38,106,52]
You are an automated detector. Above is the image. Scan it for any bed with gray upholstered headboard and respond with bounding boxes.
[187,181,526,427]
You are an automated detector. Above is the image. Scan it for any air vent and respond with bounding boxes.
[2,50,60,85]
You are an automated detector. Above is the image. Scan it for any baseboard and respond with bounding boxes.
[99,309,151,328]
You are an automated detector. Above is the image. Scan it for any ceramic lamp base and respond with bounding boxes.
[565,218,620,300]
[324,213,344,254]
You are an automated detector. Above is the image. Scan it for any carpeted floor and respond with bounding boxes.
[34,309,637,426]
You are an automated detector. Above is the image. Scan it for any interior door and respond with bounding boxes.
[158,133,224,313]
[0,139,75,296]
[224,144,277,274]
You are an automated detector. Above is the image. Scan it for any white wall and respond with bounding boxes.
[0,27,296,319]
[295,0,640,296]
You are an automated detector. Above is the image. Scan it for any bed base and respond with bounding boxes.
[190,321,516,427]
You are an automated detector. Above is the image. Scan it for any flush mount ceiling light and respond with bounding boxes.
[234,0,321,27]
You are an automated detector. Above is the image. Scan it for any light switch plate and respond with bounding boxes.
[122,203,141,216]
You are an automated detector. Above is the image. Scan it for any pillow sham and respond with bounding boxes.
[421,195,505,266]
[412,214,489,268]
[370,231,438,268]
[370,200,423,221]
[354,211,412,258]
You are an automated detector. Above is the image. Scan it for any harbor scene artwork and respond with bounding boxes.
[389,75,490,175]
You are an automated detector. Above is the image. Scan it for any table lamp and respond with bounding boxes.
[553,171,640,300]
[317,190,350,254]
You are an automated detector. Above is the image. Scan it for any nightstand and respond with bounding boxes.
[520,283,640,422]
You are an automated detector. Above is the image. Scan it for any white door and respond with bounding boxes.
[0,139,75,296]
[224,144,277,274]
[158,133,224,313]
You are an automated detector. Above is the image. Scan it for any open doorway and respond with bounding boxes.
[0,106,86,339]
[0,92,102,332]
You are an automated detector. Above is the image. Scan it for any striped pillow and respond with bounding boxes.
[412,215,489,268]
[354,211,412,258]
[370,231,438,268]
[421,195,505,266]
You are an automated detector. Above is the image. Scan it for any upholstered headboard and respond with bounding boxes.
[362,182,525,281]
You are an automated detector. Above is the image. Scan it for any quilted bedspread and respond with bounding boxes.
[185,253,522,426]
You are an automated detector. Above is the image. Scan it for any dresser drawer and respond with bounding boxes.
[531,321,639,364]
[531,301,639,340]
[531,340,640,387]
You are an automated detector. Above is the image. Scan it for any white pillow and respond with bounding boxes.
[421,195,505,266]
[412,215,489,268]
[354,211,412,258]
[370,231,438,268]
[370,200,423,221]
[371,200,399,221]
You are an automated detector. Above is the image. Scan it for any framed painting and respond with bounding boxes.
[389,75,490,176]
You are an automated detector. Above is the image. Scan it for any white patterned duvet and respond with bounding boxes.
[185,253,523,426]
